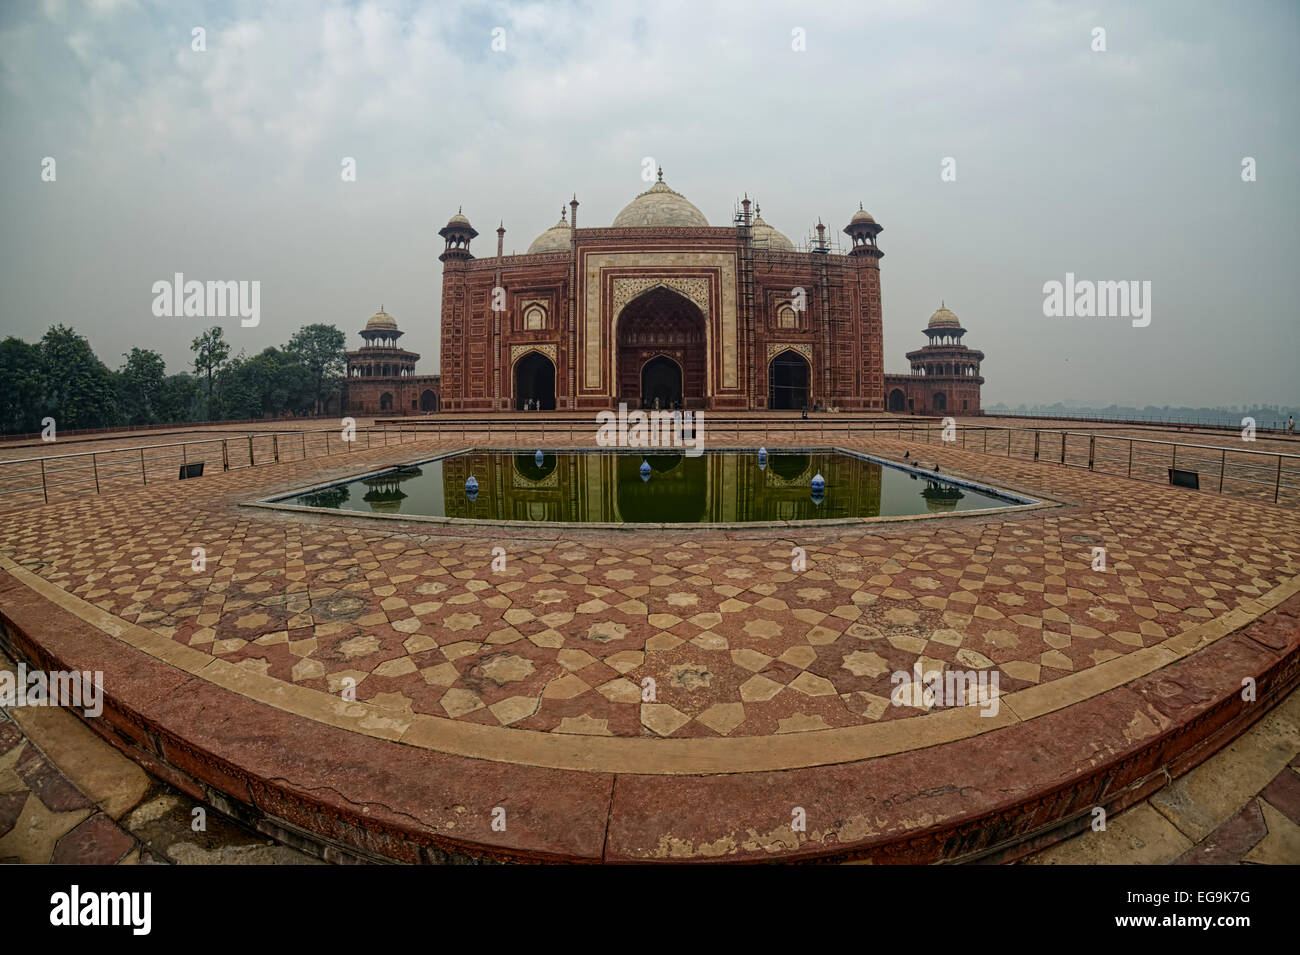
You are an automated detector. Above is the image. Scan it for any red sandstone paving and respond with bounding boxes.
[1,431,1297,744]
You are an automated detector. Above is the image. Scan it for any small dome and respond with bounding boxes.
[928,304,961,328]
[527,210,572,254]
[751,208,795,252]
[612,170,709,228]
[366,309,398,330]
[851,207,876,225]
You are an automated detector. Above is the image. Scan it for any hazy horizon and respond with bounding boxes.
[2,0,1297,408]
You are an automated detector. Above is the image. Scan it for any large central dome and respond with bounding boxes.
[612,171,709,228]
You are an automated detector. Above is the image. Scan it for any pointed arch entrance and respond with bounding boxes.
[768,349,811,410]
[514,351,556,410]
[640,356,682,410]
[887,388,906,412]
[616,286,706,408]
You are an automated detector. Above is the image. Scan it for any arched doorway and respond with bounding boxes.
[887,388,907,412]
[932,391,947,412]
[514,352,556,410]
[420,389,438,412]
[768,350,811,410]
[616,286,706,408]
[380,392,393,411]
[640,356,682,410]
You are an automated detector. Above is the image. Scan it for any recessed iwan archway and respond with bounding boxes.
[615,285,707,408]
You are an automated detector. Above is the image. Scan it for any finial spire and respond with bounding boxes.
[657,166,663,182]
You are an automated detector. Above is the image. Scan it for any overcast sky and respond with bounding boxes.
[2,0,1297,407]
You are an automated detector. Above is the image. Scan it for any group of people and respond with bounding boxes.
[521,398,545,411]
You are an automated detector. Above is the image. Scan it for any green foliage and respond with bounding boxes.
[0,321,353,435]
[190,326,230,400]
[156,373,202,424]
[39,325,119,430]
[116,347,168,425]
[0,337,44,433]
[285,324,346,413]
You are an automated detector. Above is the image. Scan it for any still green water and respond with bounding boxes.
[281,450,1019,523]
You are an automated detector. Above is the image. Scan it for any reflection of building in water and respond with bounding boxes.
[439,452,882,523]
[920,478,965,512]
[360,467,424,513]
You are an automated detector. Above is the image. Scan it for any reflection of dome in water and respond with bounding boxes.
[514,453,556,482]
[769,453,810,481]
[644,453,683,474]
[362,474,413,513]
[921,480,964,512]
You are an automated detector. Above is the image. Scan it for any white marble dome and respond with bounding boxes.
[612,172,709,228]
[527,211,572,253]
[750,209,794,251]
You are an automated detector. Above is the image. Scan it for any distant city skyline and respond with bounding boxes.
[2,0,1297,407]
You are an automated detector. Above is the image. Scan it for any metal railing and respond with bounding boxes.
[1,417,1296,509]
[0,425,438,509]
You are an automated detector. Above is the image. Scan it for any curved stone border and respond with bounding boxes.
[2,562,1296,863]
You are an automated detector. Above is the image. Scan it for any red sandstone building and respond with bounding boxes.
[339,174,984,416]
[341,308,441,415]
[883,303,985,415]
[436,171,886,412]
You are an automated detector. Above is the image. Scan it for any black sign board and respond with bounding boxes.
[179,462,205,480]
[1168,467,1199,489]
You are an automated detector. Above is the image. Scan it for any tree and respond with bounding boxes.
[190,327,230,404]
[39,325,118,429]
[117,347,167,425]
[285,324,346,415]
[156,373,202,424]
[0,337,44,434]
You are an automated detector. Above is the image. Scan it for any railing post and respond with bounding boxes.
[92,453,99,494]
[326,431,330,455]
[273,434,279,463]
[1060,433,1066,465]
[222,439,229,471]
[1276,455,1283,504]
[1088,434,1095,470]
[1033,432,1040,461]
[1219,449,1226,493]
[247,435,254,466]
[302,432,306,458]
[140,448,147,485]
[1127,440,1133,477]
[40,458,47,503]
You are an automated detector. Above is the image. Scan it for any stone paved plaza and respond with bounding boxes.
[1,421,1298,862]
